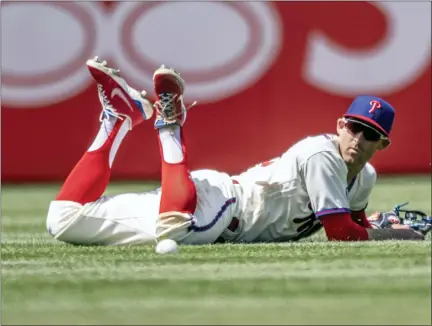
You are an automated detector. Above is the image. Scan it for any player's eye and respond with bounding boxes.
[345,121,381,142]
[346,121,362,134]
[362,128,381,141]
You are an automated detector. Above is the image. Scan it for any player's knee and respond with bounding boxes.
[156,211,193,241]
[46,200,82,239]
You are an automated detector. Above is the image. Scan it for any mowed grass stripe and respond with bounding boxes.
[3,275,430,298]
[1,234,57,245]
[3,260,430,279]
[3,296,430,325]
[2,216,47,226]
[6,295,427,310]
[2,241,431,261]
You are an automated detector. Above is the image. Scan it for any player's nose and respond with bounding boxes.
[352,131,365,143]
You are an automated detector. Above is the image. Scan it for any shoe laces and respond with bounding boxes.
[154,93,197,120]
[97,84,132,128]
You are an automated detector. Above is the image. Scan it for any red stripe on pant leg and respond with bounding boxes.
[56,120,123,205]
[158,128,197,214]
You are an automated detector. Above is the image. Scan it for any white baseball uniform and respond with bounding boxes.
[46,134,376,245]
[227,134,376,243]
[46,169,241,245]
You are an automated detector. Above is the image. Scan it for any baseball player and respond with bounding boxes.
[46,57,431,245]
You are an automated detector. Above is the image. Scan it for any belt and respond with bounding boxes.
[215,214,240,243]
[227,215,240,232]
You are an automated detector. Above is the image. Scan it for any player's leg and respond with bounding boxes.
[48,190,161,245]
[55,57,153,204]
[151,66,198,240]
[151,67,241,243]
[47,57,155,244]
[183,169,243,244]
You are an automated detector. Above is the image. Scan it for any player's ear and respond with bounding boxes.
[378,139,391,150]
[336,118,345,135]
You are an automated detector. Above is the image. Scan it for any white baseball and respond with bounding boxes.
[155,239,179,254]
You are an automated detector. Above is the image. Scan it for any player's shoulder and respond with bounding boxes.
[292,134,339,154]
[287,134,343,165]
[358,162,377,188]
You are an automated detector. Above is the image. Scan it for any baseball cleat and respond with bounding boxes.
[87,56,154,129]
[153,65,196,129]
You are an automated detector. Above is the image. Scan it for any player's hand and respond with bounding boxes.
[369,217,424,239]
[368,206,432,236]
[368,211,401,229]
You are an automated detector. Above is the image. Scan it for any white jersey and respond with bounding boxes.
[46,134,376,246]
[232,134,376,242]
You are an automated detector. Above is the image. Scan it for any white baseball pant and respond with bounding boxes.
[46,170,242,245]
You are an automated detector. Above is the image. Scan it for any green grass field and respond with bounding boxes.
[1,176,431,325]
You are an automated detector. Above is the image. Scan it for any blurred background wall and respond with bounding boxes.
[2,1,431,182]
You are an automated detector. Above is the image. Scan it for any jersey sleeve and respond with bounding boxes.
[350,163,377,211]
[302,151,350,218]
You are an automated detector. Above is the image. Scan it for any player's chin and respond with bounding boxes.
[343,154,358,166]
[349,156,368,168]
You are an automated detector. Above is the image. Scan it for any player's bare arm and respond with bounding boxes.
[366,227,424,240]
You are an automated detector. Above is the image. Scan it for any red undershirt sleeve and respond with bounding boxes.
[351,210,372,228]
[320,212,369,241]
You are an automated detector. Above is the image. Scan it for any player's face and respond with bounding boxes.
[337,118,389,166]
